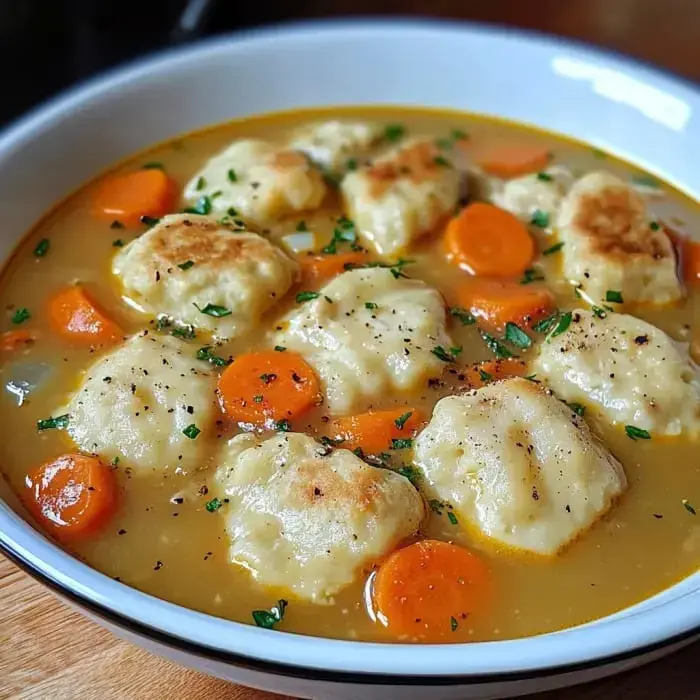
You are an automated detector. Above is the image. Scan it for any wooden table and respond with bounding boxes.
[3,3,700,698]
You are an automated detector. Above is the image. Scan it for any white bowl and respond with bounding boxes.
[1,19,699,700]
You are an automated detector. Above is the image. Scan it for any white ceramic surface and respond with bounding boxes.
[1,19,699,700]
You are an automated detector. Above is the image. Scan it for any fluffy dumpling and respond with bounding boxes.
[413,378,627,556]
[275,268,453,414]
[61,332,218,474]
[491,165,573,225]
[341,138,461,255]
[288,120,382,172]
[183,139,327,226]
[533,309,700,435]
[215,432,425,602]
[113,214,298,340]
[556,171,681,305]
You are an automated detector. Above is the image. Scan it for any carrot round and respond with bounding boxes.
[300,252,368,283]
[330,408,424,454]
[478,144,551,179]
[465,358,528,388]
[49,286,122,344]
[444,203,534,276]
[372,540,491,641]
[93,168,176,227]
[218,350,320,426]
[457,277,554,332]
[1,329,35,353]
[24,454,118,541]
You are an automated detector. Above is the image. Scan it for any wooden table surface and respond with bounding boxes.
[3,2,700,698]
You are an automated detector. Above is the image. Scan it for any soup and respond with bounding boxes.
[1,107,699,644]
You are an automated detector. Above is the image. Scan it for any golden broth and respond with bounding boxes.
[1,107,699,644]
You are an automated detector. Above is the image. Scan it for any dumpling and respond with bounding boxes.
[275,267,453,414]
[288,120,382,172]
[556,171,681,305]
[491,165,573,224]
[341,138,461,255]
[182,139,327,226]
[113,214,298,340]
[413,377,627,556]
[533,309,700,435]
[215,432,425,602]
[60,332,218,474]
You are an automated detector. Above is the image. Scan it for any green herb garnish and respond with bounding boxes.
[320,436,345,447]
[296,220,308,232]
[296,291,321,303]
[384,124,406,142]
[433,155,452,168]
[478,369,494,383]
[274,345,286,352]
[205,497,222,512]
[194,176,206,191]
[183,424,201,439]
[520,268,545,284]
[345,158,358,171]
[11,308,30,325]
[480,331,514,359]
[682,499,697,515]
[625,425,651,440]
[592,306,608,319]
[227,169,238,183]
[649,221,660,231]
[33,238,50,257]
[178,260,195,271]
[260,373,277,384]
[194,303,232,318]
[275,419,291,432]
[432,345,462,362]
[322,217,358,254]
[566,402,586,417]
[143,161,164,170]
[450,616,458,632]
[365,302,378,310]
[253,395,263,403]
[252,599,287,629]
[185,195,212,216]
[429,499,445,515]
[391,438,413,450]
[394,411,413,429]
[37,414,70,431]
[532,313,559,333]
[449,307,476,326]
[112,239,125,247]
[447,511,459,526]
[110,219,125,229]
[530,209,550,228]
[542,241,564,256]
[196,346,231,367]
[504,322,532,349]
[140,215,160,227]
[547,311,573,340]
[605,290,624,304]
[536,172,553,182]
[397,465,421,486]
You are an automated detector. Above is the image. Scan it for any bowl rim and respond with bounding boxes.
[1,17,699,684]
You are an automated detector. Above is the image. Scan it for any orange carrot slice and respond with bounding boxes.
[478,144,551,179]
[330,408,425,454]
[465,358,528,388]
[457,277,554,332]
[1,329,35,353]
[218,350,320,427]
[444,203,535,277]
[49,286,122,345]
[93,168,177,227]
[299,252,369,283]
[24,454,118,541]
[372,540,491,641]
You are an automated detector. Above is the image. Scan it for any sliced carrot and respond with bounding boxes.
[478,144,551,179]
[24,454,118,541]
[372,539,491,642]
[457,277,555,332]
[444,203,535,277]
[465,358,528,388]
[93,168,177,227]
[1,329,35,353]
[299,252,369,283]
[218,350,320,427]
[49,286,122,345]
[330,408,425,454]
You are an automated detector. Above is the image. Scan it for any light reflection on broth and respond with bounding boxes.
[0,107,699,644]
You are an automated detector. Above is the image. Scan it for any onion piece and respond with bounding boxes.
[3,362,52,406]
[281,231,316,254]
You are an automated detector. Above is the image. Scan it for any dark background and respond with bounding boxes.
[1,0,699,128]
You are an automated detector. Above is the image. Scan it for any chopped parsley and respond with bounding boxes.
[110,219,125,229]
[273,345,286,352]
[185,195,212,216]
[605,290,624,304]
[296,220,308,232]
[433,155,452,168]
[592,305,608,319]
[227,169,238,183]
[260,373,277,384]
[345,158,358,171]
[682,499,697,515]
[649,221,661,231]
[542,241,564,256]
[196,346,231,367]
[450,616,459,632]
[252,599,287,629]
[194,176,206,191]
[547,311,572,340]
[428,499,445,515]
[631,174,659,188]
[344,258,414,280]
[390,438,413,450]
[143,161,164,170]
[275,419,292,432]
[524,374,539,382]
[478,369,494,383]
[296,291,321,303]
[625,425,651,441]
[432,345,462,362]
[37,414,69,431]
[322,217,358,254]
[183,424,201,439]
[532,313,559,333]
[194,303,232,318]
[435,137,453,150]
[111,456,120,466]
[112,239,125,247]
[383,123,406,142]
[449,307,476,326]
[11,308,30,325]
[33,238,50,257]
[170,324,196,340]
[480,331,514,359]
[530,209,550,228]
[365,302,378,310]
[447,511,459,526]
[536,172,553,182]
[397,465,421,486]
[504,322,532,349]
[566,402,586,417]
[520,268,545,284]
[205,497,222,512]
[394,411,413,429]
[178,260,195,271]
[451,128,468,141]
[140,215,160,227]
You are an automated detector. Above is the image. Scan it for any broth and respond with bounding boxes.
[1,107,699,643]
